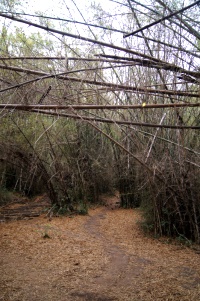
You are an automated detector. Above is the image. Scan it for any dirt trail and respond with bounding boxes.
[84,205,144,289]
[0,194,200,301]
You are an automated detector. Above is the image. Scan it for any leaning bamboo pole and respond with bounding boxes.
[0,64,199,98]
[3,108,200,129]
[124,0,200,38]
[0,103,199,110]
[96,54,200,79]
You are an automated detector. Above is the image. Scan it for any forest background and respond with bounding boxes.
[0,0,200,243]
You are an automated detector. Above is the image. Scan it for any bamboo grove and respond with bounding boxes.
[0,0,200,242]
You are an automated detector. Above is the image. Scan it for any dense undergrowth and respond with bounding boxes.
[0,0,200,243]
[0,113,199,243]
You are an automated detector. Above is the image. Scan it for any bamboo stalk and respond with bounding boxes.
[0,103,199,110]
[10,108,200,129]
[145,113,167,163]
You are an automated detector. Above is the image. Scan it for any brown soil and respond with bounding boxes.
[0,194,200,301]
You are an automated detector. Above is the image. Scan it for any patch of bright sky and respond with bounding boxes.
[9,0,130,55]
[20,0,125,25]
[8,2,118,36]
[23,0,84,20]
[22,0,119,19]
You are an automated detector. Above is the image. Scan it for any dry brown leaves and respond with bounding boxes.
[0,196,200,301]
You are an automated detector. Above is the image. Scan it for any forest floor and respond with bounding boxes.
[0,193,200,301]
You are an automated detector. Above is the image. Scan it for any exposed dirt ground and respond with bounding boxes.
[0,194,200,301]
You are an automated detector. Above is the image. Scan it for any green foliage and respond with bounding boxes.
[77,200,88,215]
[174,228,193,247]
[0,187,13,206]
[197,39,200,50]
[8,28,54,57]
[0,0,20,10]
[140,198,155,235]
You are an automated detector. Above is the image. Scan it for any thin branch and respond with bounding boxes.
[0,56,130,63]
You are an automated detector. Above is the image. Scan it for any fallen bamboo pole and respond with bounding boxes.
[4,108,199,129]
[0,103,199,110]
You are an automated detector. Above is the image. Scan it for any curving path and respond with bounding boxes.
[0,194,200,301]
